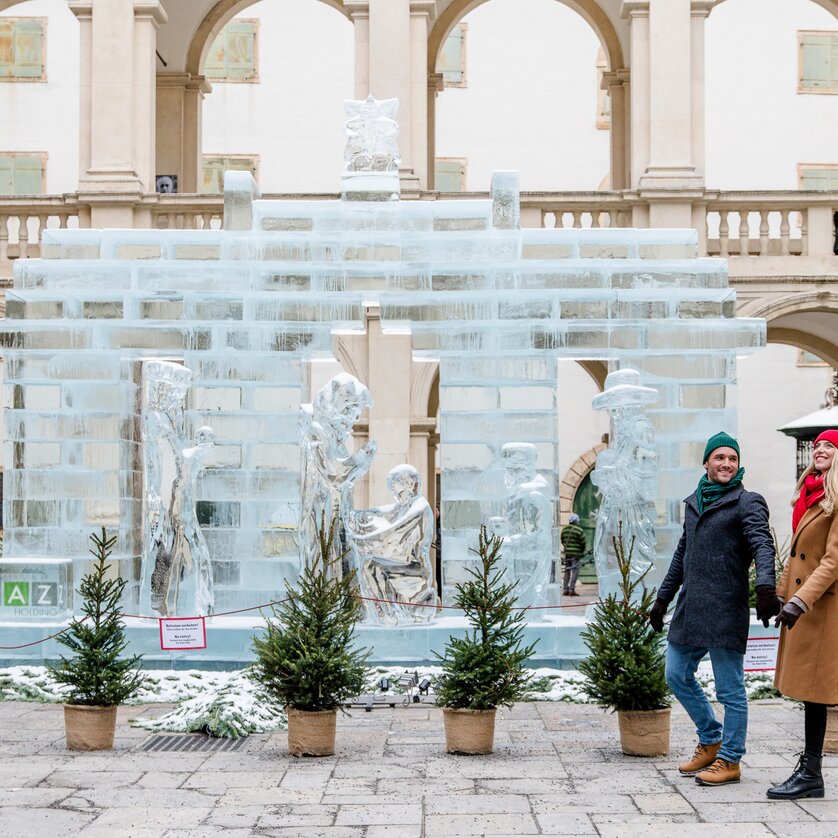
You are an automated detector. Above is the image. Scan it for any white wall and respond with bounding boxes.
[200,0,354,193]
[736,343,833,547]
[435,0,610,191]
[0,0,79,193]
[705,0,838,189]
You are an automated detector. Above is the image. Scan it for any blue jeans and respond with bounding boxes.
[665,641,747,764]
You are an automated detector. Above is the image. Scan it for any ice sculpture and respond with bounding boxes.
[299,373,376,569]
[140,362,215,617]
[342,95,400,200]
[590,369,659,600]
[487,443,552,609]
[344,464,438,625]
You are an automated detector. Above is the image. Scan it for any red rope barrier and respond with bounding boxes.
[0,595,602,651]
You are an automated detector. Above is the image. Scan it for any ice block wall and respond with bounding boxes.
[1,174,765,618]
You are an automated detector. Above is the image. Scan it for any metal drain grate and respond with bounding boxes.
[141,734,248,753]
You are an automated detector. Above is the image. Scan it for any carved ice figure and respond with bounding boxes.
[491,443,552,609]
[344,95,400,173]
[299,373,376,569]
[590,368,659,601]
[140,361,215,617]
[344,465,438,625]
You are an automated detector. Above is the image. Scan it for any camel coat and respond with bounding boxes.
[774,504,838,705]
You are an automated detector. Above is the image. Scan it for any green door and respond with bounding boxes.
[572,472,601,584]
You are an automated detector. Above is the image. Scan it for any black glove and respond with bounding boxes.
[648,599,667,633]
[774,601,804,630]
[755,585,783,628]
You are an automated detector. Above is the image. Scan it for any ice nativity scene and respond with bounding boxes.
[0,96,764,663]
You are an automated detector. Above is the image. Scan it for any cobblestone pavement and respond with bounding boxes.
[0,698,835,837]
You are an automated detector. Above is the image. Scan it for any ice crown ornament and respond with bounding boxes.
[342,95,401,201]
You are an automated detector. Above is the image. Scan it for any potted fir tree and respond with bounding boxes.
[252,517,369,756]
[435,525,536,755]
[49,527,146,751]
[579,524,670,756]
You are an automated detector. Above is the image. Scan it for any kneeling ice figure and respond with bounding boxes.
[344,465,438,625]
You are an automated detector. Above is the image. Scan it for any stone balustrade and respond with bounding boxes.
[0,190,835,278]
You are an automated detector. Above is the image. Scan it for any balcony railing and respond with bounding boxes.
[1,190,836,274]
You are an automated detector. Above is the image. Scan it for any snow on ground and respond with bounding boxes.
[0,663,783,738]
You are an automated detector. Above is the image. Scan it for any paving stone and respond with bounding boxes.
[162,830,252,838]
[258,829,363,838]
[795,799,838,820]
[61,786,218,810]
[690,800,817,822]
[535,812,597,834]
[365,825,421,838]
[136,771,190,788]
[425,793,531,814]
[335,803,422,825]
[78,806,213,832]
[424,813,540,834]
[258,803,338,827]
[0,805,97,838]
[217,786,320,806]
[202,804,264,828]
[529,793,637,814]
[182,769,280,790]
[633,792,696,814]
[0,786,76,806]
[597,825,776,838]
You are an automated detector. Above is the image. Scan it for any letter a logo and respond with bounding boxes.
[3,581,30,607]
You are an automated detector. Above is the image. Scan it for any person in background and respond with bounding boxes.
[649,432,781,787]
[769,429,838,800]
[561,513,587,596]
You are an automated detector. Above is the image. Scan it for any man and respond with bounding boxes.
[649,432,781,786]
[560,513,587,596]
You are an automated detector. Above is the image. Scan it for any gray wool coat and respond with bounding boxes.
[656,484,776,654]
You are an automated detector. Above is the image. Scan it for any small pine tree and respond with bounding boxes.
[252,515,369,711]
[579,523,669,712]
[435,525,537,711]
[49,527,145,706]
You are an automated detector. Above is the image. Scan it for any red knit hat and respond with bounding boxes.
[815,430,838,449]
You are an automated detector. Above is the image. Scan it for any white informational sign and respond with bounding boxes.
[158,617,207,651]
[744,636,779,672]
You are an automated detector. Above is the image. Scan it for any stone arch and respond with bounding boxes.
[560,442,607,524]
[747,292,838,370]
[186,0,349,77]
[427,0,628,189]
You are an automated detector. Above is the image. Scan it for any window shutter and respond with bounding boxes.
[800,167,838,191]
[438,25,465,86]
[13,155,44,194]
[225,21,256,81]
[204,31,227,78]
[13,19,44,78]
[0,156,14,194]
[0,21,14,78]
[435,159,466,192]
[800,32,838,91]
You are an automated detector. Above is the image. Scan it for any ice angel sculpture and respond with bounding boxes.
[299,373,376,569]
[140,361,215,617]
[487,443,552,609]
[344,465,438,625]
[590,368,659,600]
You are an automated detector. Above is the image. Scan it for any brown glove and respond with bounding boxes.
[755,585,783,628]
[648,599,667,633]
[774,601,804,630]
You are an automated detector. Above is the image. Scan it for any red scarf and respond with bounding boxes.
[792,472,825,533]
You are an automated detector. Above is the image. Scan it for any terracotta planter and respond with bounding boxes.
[286,707,337,756]
[442,707,496,755]
[63,704,118,751]
[617,707,670,757]
[825,707,838,754]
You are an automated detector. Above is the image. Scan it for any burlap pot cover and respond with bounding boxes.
[825,707,838,754]
[443,707,497,755]
[64,704,118,751]
[286,707,337,757]
[617,708,671,757]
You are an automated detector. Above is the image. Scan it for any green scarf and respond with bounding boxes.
[696,467,745,514]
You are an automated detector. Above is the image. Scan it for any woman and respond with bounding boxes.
[770,429,838,800]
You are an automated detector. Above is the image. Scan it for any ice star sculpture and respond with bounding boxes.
[342,95,401,200]
[590,368,659,601]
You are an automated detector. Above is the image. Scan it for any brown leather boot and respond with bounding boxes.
[678,741,721,776]
[695,758,741,786]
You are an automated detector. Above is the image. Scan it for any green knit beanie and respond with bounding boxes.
[703,431,740,463]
